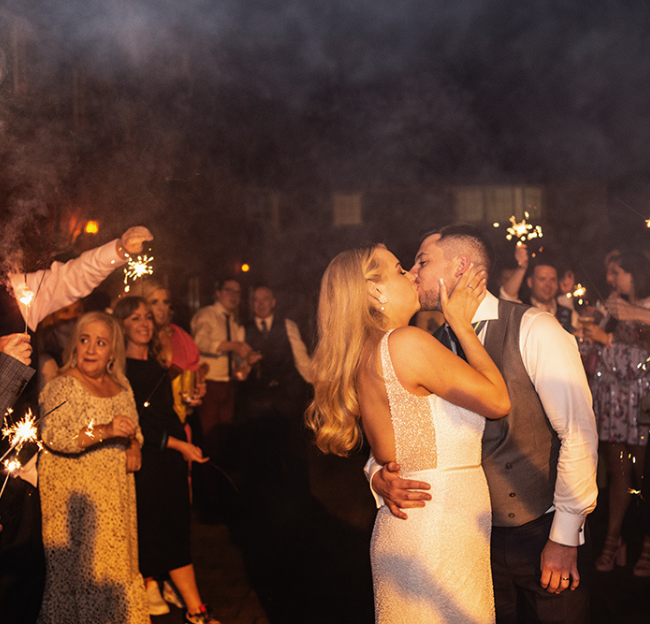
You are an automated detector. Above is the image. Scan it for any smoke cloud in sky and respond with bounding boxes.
[5,0,650,179]
[1,0,650,279]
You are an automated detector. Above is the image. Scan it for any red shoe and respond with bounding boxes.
[184,604,222,624]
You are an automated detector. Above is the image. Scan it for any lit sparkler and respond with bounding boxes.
[0,401,65,463]
[505,212,544,245]
[0,409,39,462]
[615,198,650,227]
[123,255,154,293]
[0,457,23,502]
[568,283,587,306]
[4,459,21,473]
[81,418,96,441]
[15,280,34,333]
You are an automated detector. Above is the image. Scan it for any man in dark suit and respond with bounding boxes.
[368,225,598,624]
[236,286,312,489]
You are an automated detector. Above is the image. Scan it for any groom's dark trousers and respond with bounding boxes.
[491,512,591,624]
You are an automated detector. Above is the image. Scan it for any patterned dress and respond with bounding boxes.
[592,301,650,446]
[37,375,148,624]
[370,331,495,623]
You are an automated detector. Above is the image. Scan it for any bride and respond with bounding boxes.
[305,244,510,623]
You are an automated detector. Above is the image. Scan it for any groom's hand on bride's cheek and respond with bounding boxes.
[373,462,432,520]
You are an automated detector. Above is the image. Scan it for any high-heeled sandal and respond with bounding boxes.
[594,535,626,572]
[633,537,650,577]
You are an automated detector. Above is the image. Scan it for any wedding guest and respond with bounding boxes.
[583,249,650,573]
[143,280,206,424]
[237,286,312,489]
[190,278,254,521]
[38,312,147,623]
[113,297,221,624]
[0,225,153,624]
[141,280,205,612]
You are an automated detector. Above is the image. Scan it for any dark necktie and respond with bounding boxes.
[261,319,269,334]
[224,313,233,379]
[435,321,487,362]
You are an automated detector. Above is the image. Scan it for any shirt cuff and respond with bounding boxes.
[549,510,586,547]
[103,239,128,268]
[364,459,385,509]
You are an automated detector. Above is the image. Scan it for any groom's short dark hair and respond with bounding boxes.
[421,224,495,276]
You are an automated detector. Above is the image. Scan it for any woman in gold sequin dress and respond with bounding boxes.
[38,312,148,624]
[306,245,510,624]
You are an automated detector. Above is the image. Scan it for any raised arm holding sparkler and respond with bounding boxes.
[500,243,529,300]
[9,225,153,332]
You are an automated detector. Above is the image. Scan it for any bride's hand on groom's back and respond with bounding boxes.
[372,462,432,520]
[441,264,487,330]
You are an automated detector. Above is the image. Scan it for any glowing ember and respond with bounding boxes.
[123,255,154,292]
[85,220,99,234]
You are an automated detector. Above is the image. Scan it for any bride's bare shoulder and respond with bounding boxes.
[388,325,438,352]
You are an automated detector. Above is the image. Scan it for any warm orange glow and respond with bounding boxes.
[241,263,250,272]
[85,220,99,234]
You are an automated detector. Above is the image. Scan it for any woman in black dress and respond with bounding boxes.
[113,297,220,624]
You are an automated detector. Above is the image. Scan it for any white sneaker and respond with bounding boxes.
[163,580,184,608]
[146,581,170,616]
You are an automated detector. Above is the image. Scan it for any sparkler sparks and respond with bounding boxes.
[3,459,21,473]
[1,409,39,461]
[569,283,587,306]
[123,255,154,293]
[81,418,96,440]
[505,212,544,245]
[15,281,35,333]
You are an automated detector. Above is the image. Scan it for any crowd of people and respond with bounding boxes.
[0,225,315,624]
[0,221,650,623]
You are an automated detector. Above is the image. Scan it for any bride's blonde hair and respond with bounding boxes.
[305,244,388,456]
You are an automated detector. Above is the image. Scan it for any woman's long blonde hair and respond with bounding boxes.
[305,245,388,456]
[58,311,129,389]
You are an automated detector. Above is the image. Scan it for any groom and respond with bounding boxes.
[368,224,598,623]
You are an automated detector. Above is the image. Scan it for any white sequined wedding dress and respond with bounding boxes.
[370,330,495,624]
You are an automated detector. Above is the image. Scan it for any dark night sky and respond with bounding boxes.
[7,0,650,181]
[1,0,650,308]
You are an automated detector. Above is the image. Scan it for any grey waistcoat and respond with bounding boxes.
[481,299,560,527]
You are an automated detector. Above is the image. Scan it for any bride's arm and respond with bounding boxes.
[391,327,509,419]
